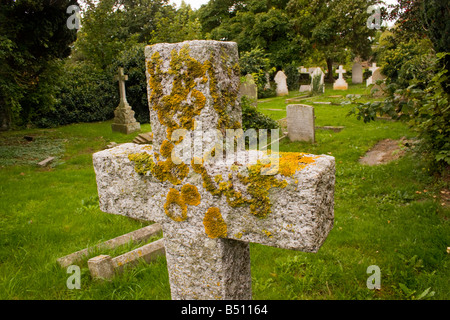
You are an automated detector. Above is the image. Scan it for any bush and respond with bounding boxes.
[35,60,116,128]
[241,96,279,131]
[349,53,450,172]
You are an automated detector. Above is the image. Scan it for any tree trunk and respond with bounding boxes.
[326,58,335,83]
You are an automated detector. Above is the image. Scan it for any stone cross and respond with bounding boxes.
[93,41,335,300]
[115,67,129,104]
[111,67,140,134]
[333,65,348,90]
[366,63,379,87]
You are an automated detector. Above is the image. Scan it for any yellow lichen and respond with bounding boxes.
[203,207,227,239]
[181,184,201,206]
[164,188,188,222]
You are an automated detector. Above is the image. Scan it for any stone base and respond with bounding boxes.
[112,122,141,135]
[333,81,348,90]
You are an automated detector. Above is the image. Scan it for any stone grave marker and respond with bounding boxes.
[298,66,311,93]
[111,67,141,135]
[286,104,315,143]
[240,74,258,106]
[371,69,387,97]
[93,40,335,300]
[274,70,289,96]
[311,67,325,94]
[333,65,348,90]
[366,63,379,87]
[352,62,363,84]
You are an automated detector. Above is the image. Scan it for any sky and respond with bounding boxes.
[170,0,210,10]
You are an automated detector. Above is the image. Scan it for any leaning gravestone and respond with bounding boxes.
[240,74,258,106]
[274,70,289,96]
[93,40,335,300]
[371,69,387,97]
[333,65,348,90]
[286,105,315,143]
[352,63,363,84]
[311,67,325,94]
[111,68,141,134]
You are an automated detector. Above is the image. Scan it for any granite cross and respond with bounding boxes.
[115,67,129,105]
[93,41,335,300]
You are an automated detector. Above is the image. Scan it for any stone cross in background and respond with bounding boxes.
[333,65,348,90]
[93,41,335,300]
[111,67,141,135]
[366,63,379,87]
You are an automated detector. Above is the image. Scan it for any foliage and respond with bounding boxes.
[284,64,300,92]
[239,47,276,98]
[241,96,279,132]
[349,53,450,171]
[108,43,149,124]
[35,60,116,128]
[0,0,78,129]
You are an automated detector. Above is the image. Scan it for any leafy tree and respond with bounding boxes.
[0,0,78,129]
[287,0,379,82]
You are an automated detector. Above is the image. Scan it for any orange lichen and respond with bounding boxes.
[181,184,201,206]
[203,207,227,239]
[164,188,188,222]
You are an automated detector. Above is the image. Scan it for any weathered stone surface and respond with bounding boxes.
[145,40,241,153]
[93,41,335,300]
[112,68,141,134]
[274,71,289,96]
[311,68,325,94]
[240,74,258,105]
[286,104,315,143]
[352,63,363,84]
[371,69,387,97]
[57,224,162,268]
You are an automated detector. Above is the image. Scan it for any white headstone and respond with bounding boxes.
[352,63,363,84]
[333,65,348,90]
[287,104,315,143]
[311,67,325,94]
[366,63,379,87]
[274,70,289,96]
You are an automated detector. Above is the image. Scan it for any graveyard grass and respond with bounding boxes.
[1,84,449,300]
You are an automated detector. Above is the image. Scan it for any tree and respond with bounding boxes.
[0,0,78,129]
[287,0,379,82]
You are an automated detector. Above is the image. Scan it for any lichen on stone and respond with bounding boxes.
[203,207,227,239]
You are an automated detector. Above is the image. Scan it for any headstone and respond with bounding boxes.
[111,67,141,135]
[286,104,315,143]
[274,70,289,96]
[366,63,379,87]
[93,40,335,300]
[299,67,312,92]
[333,65,348,90]
[264,72,271,90]
[371,69,387,97]
[310,67,325,94]
[240,74,258,106]
[352,63,363,84]
[38,157,55,167]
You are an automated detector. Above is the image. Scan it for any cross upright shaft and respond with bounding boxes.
[93,41,335,300]
[115,67,129,104]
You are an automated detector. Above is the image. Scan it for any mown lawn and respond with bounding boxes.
[0,84,448,300]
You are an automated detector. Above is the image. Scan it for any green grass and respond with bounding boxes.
[0,85,449,300]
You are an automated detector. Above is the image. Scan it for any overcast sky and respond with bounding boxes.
[170,0,210,10]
